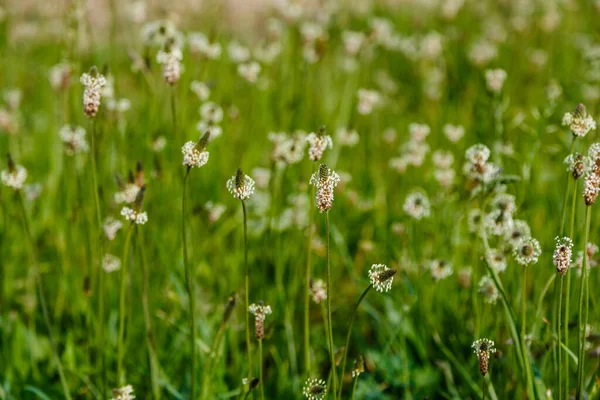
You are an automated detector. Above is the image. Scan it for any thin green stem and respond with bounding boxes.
[259,339,264,400]
[117,224,134,385]
[182,168,197,399]
[482,375,486,400]
[325,211,338,399]
[522,267,527,345]
[558,275,564,400]
[17,193,72,400]
[304,164,316,373]
[576,206,591,399]
[565,177,578,398]
[171,86,177,136]
[242,200,252,382]
[138,226,161,399]
[337,285,372,399]
[201,322,227,399]
[350,374,359,400]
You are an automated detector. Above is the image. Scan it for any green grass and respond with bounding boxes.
[1,1,600,399]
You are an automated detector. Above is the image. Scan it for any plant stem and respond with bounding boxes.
[242,200,252,382]
[259,339,264,400]
[522,267,527,346]
[337,285,372,399]
[171,86,177,136]
[304,164,316,373]
[138,226,161,399]
[576,207,592,399]
[558,275,564,400]
[17,192,72,400]
[565,177,578,398]
[182,168,197,399]
[482,375,486,400]
[201,321,227,399]
[325,211,338,399]
[350,374,359,400]
[117,224,134,385]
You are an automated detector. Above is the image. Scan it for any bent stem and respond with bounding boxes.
[138,226,161,399]
[18,193,72,400]
[337,285,372,399]
[576,207,592,399]
[117,224,134,385]
[325,211,338,399]
[242,200,253,382]
[182,168,197,399]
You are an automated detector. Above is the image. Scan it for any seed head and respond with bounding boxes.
[111,385,135,400]
[248,301,272,340]
[156,39,183,85]
[513,236,542,266]
[1,154,27,190]
[310,279,327,304]
[553,236,573,276]
[226,169,255,201]
[182,131,211,168]
[352,355,365,378]
[564,153,590,180]
[477,276,499,304]
[583,171,600,206]
[80,66,107,118]
[222,293,237,325]
[472,338,496,376]
[562,103,596,137]
[368,264,396,293]
[429,259,453,281]
[309,164,341,213]
[302,378,327,400]
[403,191,431,220]
[306,127,333,161]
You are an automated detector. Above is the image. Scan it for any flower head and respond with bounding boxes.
[472,338,496,375]
[249,301,272,340]
[485,68,507,93]
[227,169,255,201]
[513,236,542,266]
[564,153,590,180]
[309,164,341,213]
[120,185,148,225]
[102,254,121,273]
[306,126,333,161]
[403,191,431,220]
[553,236,573,276]
[368,264,396,293]
[486,248,507,273]
[59,125,89,155]
[156,39,183,85]
[238,61,261,83]
[103,217,123,240]
[1,154,27,190]
[562,103,596,137]
[429,259,453,281]
[303,378,327,400]
[583,171,600,206]
[182,131,210,168]
[478,276,499,304]
[352,355,365,378]
[80,66,107,118]
[111,385,135,400]
[310,279,327,304]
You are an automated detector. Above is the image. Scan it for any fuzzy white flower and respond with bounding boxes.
[181,141,209,168]
[303,378,326,400]
[486,248,507,273]
[478,276,499,304]
[111,385,135,400]
[485,69,507,93]
[368,264,396,293]
[403,191,431,219]
[443,124,465,142]
[563,103,596,137]
[429,259,453,281]
[357,88,381,115]
[306,131,333,161]
[80,68,107,118]
[188,32,221,59]
[309,164,341,213]
[513,236,542,266]
[237,61,261,83]
[120,207,148,225]
[103,217,123,240]
[114,184,140,205]
[409,123,430,143]
[59,125,89,155]
[554,236,573,276]
[1,164,27,190]
[226,169,255,201]
[310,279,327,304]
[102,254,121,273]
[156,46,183,85]
[191,81,210,101]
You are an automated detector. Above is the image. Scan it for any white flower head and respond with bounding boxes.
[563,103,596,137]
[513,236,542,266]
[111,385,135,400]
[403,191,431,220]
[80,67,107,118]
[120,207,148,225]
[444,124,465,142]
[429,259,453,281]
[226,169,255,201]
[59,125,89,155]
[554,236,573,276]
[485,68,507,93]
[102,254,121,273]
[238,61,261,83]
[310,279,327,304]
[103,217,123,240]
[409,123,430,143]
[1,158,27,190]
[368,264,396,293]
[306,128,333,161]
[309,164,341,212]
[303,378,327,400]
[357,88,381,115]
[478,276,499,304]
[486,248,507,273]
[156,41,183,85]
[182,131,210,168]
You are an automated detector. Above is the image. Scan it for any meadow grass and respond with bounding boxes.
[2,1,600,399]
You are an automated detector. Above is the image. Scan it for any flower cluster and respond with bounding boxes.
[302,378,327,400]
[269,131,306,165]
[59,125,89,155]
[227,169,255,201]
[357,88,381,115]
[513,236,542,266]
[103,217,123,240]
[182,131,211,168]
[80,67,107,118]
[564,153,590,180]
[306,127,333,161]
[309,164,341,213]
[562,103,596,137]
[429,259,453,281]
[238,61,261,84]
[1,156,27,190]
[121,207,148,225]
[477,276,499,304]
[111,385,135,400]
[102,254,121,273]
[249,302,272,340]
[310,279,327,304]
[553,236,573,276]
[156,41,183,85]
[472,338,496,376]
[403,191,431,220]
[485,68,507,93]
[351,355,365,378]
[368,264,396,293]
[463,143,500,186]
